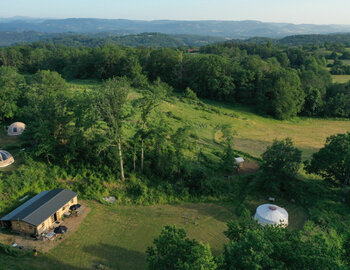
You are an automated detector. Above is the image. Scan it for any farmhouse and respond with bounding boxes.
[0,189,78,235]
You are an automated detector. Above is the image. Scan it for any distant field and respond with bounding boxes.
[332,74,350,83]
[160,96,350,159]
[342,59,350,65]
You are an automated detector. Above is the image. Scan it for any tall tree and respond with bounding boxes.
[257,68,305,120]
[261,138,302,177]
[0,66,24,125]
[138,79,167,172]
[305,132,350,186]
[96,77,131,181]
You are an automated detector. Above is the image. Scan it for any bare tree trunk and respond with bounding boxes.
[118,138,125,181]
[141,139,144,173]
[133,144,136,171]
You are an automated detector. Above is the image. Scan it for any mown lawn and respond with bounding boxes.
[1,201,236,270]
[1,199,307,270]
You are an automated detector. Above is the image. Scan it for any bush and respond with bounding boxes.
[0,243,30,257]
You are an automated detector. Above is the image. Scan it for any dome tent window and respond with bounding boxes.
[0,150,14,168]
[7,122,25,136]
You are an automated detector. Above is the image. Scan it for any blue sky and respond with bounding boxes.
[0,0,349,24]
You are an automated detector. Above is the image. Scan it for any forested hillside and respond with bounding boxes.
[0,31,226,47]
[2,40,350,119]
[1,18,350,38]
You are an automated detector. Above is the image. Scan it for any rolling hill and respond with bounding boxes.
[1,18,350,39]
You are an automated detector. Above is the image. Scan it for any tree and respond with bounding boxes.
[146,48,183,86]
[218,124,237,173]
[29,70,67,97]
[138,80,167,172]
[305,132,350,186]
[146,225,217,270]
[257,68,305,120]
[261,138,302,177]
[182,54,236,101]
[96,77,132,181]
[222,216,344,270]
[0,66,24,125]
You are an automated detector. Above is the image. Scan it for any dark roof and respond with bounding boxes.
[1,189,77,226]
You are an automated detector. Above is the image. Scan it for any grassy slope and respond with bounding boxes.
[1,80,350,269]
[158,96,350,159]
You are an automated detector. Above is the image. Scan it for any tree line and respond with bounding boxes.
[2,41,350,119]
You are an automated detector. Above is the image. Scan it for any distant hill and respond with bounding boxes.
[278,33,350,46]
[0,31,226,47]
[1,18,350,39]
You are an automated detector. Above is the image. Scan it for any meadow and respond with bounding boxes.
[1,198,308,270]
[64,80,350,160]
[332,74,350,83]
[1,80,349,269]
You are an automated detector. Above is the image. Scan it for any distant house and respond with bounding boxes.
[0,189,78,235]
[187,48,200,53]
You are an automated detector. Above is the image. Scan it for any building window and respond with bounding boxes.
[62,206,66,211]
[41,223,45,228]
[71,199,74,203]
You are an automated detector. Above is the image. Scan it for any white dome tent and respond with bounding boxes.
[0,150,14,168]
[254,204,288,227]
[7,122,25,136]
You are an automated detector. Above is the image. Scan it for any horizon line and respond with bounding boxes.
[1,16,349,27]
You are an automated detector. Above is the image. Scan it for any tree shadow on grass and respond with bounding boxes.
[0,253,88,270]
[83,243,147,270]
[1,243,146,270]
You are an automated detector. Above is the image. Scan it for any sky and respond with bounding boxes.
[0,0,349,25]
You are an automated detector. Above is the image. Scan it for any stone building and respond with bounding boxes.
[0,189,78,235]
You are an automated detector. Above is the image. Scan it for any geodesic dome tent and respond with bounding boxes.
[254,204,288,227]
[0,150,14,168]
[7,122,25,136]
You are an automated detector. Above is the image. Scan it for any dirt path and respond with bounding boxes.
[238,160,260,174]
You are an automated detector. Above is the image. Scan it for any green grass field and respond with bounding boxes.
[158,96,350,159]
[1,201,236,270]
[332,74,350,83]
[1,198,307,270]
[341,59,350,65]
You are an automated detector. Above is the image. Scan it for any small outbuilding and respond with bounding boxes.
[253,204,288,227]
[234,157,244,166]
[0,189,78,235]
[0,150,14,168]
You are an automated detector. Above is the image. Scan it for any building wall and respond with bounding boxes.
[10,196,78,235]
[37,196,78,234]
[10,221,36,235]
